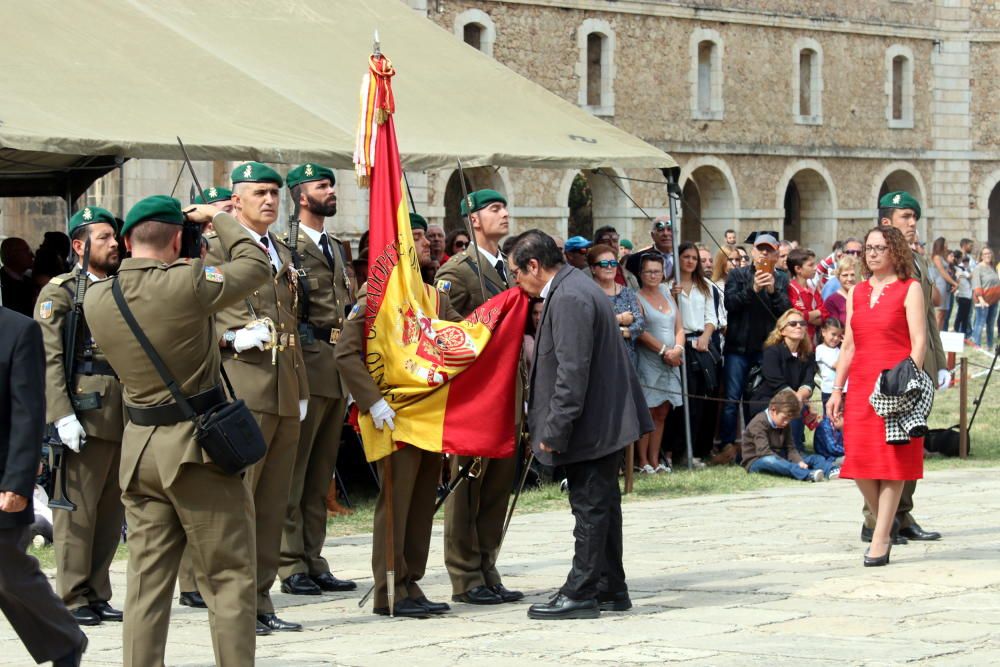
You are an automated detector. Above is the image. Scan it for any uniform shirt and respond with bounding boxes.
[477,245,505,280]
[243,225,282,272]
[299,223,326,251]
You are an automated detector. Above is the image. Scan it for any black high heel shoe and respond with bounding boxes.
[864,543,892,567]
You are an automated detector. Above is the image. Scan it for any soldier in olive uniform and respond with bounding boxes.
[205,162,310,634]
[435,189,524,605]
[277,163,357,595]
[84,196,270,667]
[35,206,125,626]
[335,216,459,618]
[194,186,234,215]
[862,191,945,543]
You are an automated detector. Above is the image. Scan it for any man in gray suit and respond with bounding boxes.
[0,304,88,666]
[507,230,652,620]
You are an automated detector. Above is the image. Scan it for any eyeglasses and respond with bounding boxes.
[843,249,862,256]
[865,244,889,255]
[653,222,672,232]
[641,269,663,276]
[784,321,807,328]
[592,259,619,269]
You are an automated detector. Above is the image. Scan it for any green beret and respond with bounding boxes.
[620,239,634,250]
[68,206,117,235]
[194,186,233,204]
[409,212,428,232]
[286,163,335,190]
[879,191,921,220]
[460,189,507,216]
[122,195,185,236]
[231,161,283,187]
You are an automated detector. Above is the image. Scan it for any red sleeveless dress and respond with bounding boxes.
[839,278,924,481]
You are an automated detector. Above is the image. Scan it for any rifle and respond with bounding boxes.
[455,160,489,304]
[48,234,94,512]
[285,195,314,344]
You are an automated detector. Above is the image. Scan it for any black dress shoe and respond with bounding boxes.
[255,620,272,636]
[256,613,302,632]
[864,544,892,567]
[596,590,632,612]
[373,598,431,618]
[179,591,207,608]
[280,573,322,596]
[311,571,357,592]
[527,593,599,620]
[414,596,451,614]
[898,522,942,541]
[70,606,101,626]
[90,600,123,622]
[53,634,87,667]
[490,583,524,603]
[860,522,908,545]
[451,584,503,605]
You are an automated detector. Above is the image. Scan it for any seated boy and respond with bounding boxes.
[741,390,840,482]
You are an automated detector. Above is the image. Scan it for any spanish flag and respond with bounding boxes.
[353,52,528,463]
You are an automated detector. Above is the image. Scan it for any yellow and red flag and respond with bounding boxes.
[353,53,528,463]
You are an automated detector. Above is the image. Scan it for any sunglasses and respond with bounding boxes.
[785,321,807,328]
[454,241,468,249]
[842,249,862,256]
[592,259,619,269]
[653,222,672,232]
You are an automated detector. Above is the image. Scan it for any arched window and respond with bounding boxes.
[453,9,496,57]
[793,38,823,124]
[577,19,615,116]
[690,29,724,120]
[886,45,914,128]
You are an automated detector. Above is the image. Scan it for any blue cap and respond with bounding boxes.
[564,236,592,252]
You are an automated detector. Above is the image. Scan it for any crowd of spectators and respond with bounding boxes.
[0,232,72,317]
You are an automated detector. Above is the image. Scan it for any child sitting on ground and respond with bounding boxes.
[741,389,840,482]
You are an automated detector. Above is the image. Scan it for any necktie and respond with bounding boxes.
[495,258,507,284]
[260,236,277,275]
[319,234,336,272]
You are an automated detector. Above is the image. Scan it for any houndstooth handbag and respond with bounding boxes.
[868,357,935,445]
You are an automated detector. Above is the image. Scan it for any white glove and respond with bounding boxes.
[937,368,950,390]
[369,398,396,431]
[55,414,86,453]
[232,323,271,352]
[298,399,308,422]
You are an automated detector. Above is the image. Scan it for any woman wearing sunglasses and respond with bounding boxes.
[588,244,644,367]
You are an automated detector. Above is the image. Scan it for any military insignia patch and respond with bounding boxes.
[243,164,253,179]
[208,187,218,198]
[39,300,53,319]
[436,280,452,294]
[348,303,361,320]
[82,208,93,221]
[305,164,314,177]
[204,266,224,283]
[892,194,901,205]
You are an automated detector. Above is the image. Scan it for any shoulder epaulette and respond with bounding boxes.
[49,274,72,286]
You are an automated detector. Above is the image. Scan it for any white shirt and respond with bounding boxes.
[539,275,555,300]
[815,344,841,394]
[300,224,325,249]
[242,225,281,272]
[669,278,719,334]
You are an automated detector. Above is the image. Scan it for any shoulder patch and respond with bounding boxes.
[204,266,224,283]
[49,274,71,286]
[347,303,361,320]
[39,300,53,319]
[436,279,452,294]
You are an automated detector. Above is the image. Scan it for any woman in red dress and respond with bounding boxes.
[826,226,927,566]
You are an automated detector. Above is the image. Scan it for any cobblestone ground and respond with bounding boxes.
[2,467,999,666]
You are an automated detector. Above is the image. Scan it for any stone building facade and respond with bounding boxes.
[4,0,999,259]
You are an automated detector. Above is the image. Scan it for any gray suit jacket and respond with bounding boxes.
[528,264,652,466]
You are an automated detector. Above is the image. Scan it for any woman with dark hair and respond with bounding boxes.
[668,242,720,466]
[442,228,471,263]
[930,236,958,330]
[635,253,684,473]
[522,297,545,379]
[827,226,927,566]
[588,244,644,366]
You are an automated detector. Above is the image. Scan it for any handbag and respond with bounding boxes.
[111,279,266,475]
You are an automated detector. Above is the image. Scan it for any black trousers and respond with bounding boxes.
[559,449,626,601]
[0,523,84,664]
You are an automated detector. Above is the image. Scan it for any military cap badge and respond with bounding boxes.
[893,194,901,205]
[82,208,93,221]
[305,164,314,177]
[208,187,218,198]
[243,164,253,179]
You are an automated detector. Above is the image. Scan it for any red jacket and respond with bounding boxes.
[787,279,828,340]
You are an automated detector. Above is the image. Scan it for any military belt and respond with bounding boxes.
[76,359,117,377]
[125,385,227,427]
[309,324,342,345]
